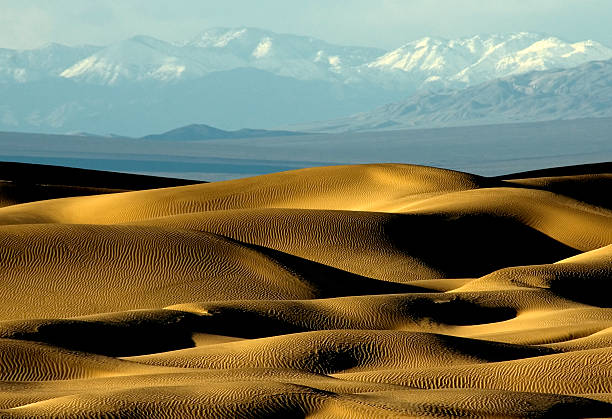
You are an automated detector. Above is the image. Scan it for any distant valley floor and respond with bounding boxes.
[1,117,611,181]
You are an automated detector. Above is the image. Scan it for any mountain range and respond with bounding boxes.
[142,123,305,141]
[293,58,612,132]
[1,28,611,136]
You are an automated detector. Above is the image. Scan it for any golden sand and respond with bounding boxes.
[0,162,611,418]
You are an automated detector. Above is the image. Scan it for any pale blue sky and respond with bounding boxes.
[1,0,611,49]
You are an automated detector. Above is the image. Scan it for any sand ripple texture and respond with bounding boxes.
[0,162,611,418]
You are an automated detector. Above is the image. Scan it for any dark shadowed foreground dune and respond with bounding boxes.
[0,161,201,208]
[0,161,611,418]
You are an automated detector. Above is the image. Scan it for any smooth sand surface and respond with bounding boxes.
[0,162,611,418]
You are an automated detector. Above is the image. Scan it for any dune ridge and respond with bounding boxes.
[0,162,611,418]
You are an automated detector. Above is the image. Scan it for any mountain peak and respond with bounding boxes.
[365,31,612,88]
[2,29,612,134]
[295,57,612,133]
[188,27,274,48]
[142,123,305,141]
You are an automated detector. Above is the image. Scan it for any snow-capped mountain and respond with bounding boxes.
[187,27,384,81]
[59,36,223,84]
[0,43,100,83]
[37,29,612,87]
[362,32,612,90]
[59,28,384,84]
[1,28,611,135]
[292,59,612,133]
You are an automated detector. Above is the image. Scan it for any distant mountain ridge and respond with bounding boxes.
[1,28,611,135]
[49,28,385,85]
[291,58,612,133]
[364,33,612,89]
[142,123,306,141]
[8,29,608,89]
[0,43,101,83]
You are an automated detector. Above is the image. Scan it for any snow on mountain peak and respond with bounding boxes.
[328,56,341,67]
[53,27,384,84]
[252,37,273,58]
[415,37,433,49]
[7,28,610,89]
[191,28,249,48]
[364,32,612,90]
[565,40,609,57]
[0,42,102,83]
[3,28,612,135]
[187,27,282,51]
[59,36,191,84]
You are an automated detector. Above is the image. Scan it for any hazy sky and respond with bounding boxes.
[2,0,611,50]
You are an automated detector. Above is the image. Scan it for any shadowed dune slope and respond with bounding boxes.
[505,174,612,211]
[132,208,578,281]
[399,187,612,251]
[496,161,612,181]
[0,181,130,208]
[1,161,611,418]
[0,161,201,208]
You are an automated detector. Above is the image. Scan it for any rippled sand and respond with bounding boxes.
[0,162,611,418]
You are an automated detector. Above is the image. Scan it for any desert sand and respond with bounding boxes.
[0,161,611,418]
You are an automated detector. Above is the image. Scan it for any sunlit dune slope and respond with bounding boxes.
[2,384,609,419]
[0,161,611,418]
[0,224,414,321]
[0,164,489,224]
[0,339,173,382]
[125,330,556,372]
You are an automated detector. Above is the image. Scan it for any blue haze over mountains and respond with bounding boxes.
[1,27,611,137]
[296,60,612,133]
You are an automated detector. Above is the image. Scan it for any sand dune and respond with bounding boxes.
[0,224,414,320]
[0,162,611,418]
[130,207,582,281]
[399,187,612,251]
[0,164,488,225]
[0,161,200,208]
